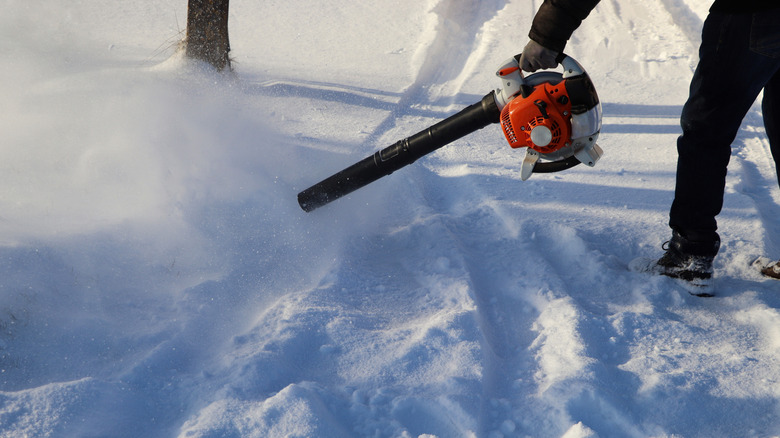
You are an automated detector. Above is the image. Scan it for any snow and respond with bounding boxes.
[1,0,780,437]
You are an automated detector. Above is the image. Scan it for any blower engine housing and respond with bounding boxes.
[501,80,572,154]
[494,55,603,179]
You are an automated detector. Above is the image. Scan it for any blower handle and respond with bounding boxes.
[297,92,501,212]
[515,52,569,99]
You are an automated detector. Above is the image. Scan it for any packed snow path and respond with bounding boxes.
[1,0,780,437]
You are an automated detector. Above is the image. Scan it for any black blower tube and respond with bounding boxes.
[298,92,501,212]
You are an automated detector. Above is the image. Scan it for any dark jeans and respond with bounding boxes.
[669,9,780,256]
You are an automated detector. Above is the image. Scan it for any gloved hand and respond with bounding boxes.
[519,40,558,72]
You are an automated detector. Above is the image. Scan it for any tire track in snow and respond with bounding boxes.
[351,1,550,434]
[415,196,557,436]
[372,2,617,433]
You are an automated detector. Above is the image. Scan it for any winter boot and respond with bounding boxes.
[760,260,780,279]
[630,230,719,296]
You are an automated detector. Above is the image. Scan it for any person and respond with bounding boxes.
[520,0,780,291]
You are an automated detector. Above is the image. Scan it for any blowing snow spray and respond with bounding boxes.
[297,53,603,212]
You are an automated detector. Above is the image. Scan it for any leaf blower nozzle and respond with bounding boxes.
[297,93,499,212]
[297,54,602,212]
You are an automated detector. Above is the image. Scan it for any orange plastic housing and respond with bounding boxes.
[500,80,573,154]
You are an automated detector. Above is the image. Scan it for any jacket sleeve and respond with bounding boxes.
[528,0,601,53]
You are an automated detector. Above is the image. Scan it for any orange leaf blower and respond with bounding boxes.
[298,54,602,212]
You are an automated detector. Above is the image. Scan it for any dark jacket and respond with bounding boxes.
[528,0,600,53]
[710,0,779,13]
[529,0,779,53]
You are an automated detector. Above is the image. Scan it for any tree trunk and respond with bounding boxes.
[185,0,231,70]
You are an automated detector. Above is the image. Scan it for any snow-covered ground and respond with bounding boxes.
[2,0,780,436]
